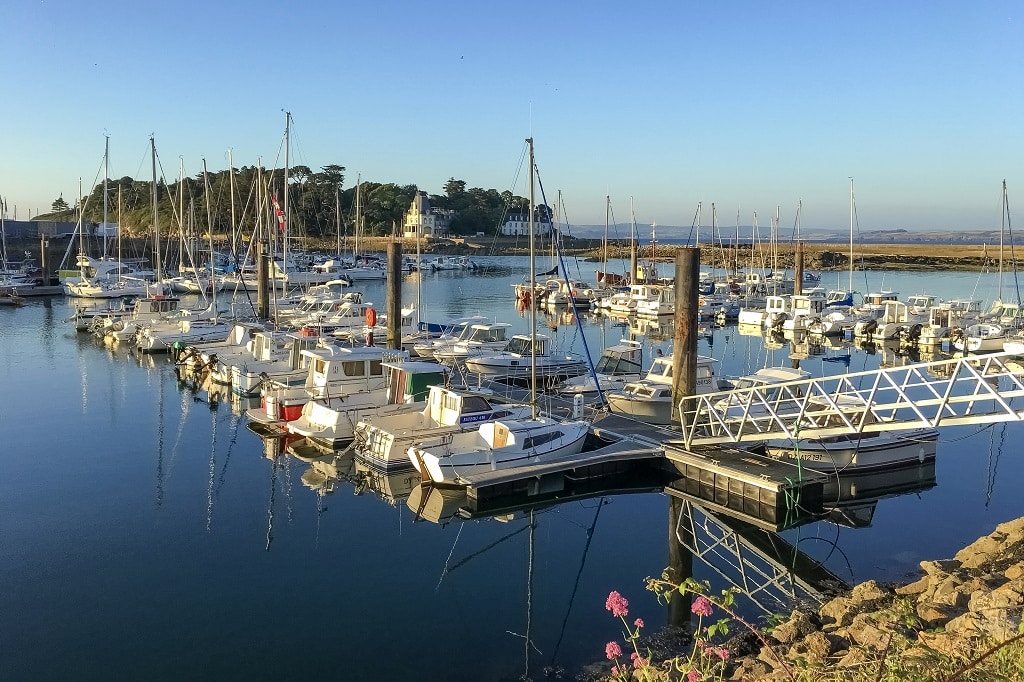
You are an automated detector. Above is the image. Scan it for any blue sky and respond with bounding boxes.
[2,1,1022,232]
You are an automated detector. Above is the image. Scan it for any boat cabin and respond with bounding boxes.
[595,340,643,375]
[504,334,550,356]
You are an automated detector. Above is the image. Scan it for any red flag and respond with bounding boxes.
[271,194,285,232]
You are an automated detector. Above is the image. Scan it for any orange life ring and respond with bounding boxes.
[365,308,377,327]
[153,294,165,300]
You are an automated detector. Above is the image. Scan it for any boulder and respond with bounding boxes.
[770,610,817,645]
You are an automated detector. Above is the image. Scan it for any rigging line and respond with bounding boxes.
[445,524,532,575]
[435,523,465,592]
[550,498,606,664]
[533,163,605,405]
[525,510,535,680]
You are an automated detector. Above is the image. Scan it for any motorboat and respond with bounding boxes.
[247,346,408,424]
[286,360,450,447]
[352,385,533,471]
[556,340,644,397]
[408,417,589,484]
[430,322,513,364]
[463,333,587,383]
[605,355,719,424]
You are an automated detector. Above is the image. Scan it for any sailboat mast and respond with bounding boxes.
[354,174,361,260]
[999,180,1005,300]
[528,137,537,418]
[228,149,237,269]
[602,195,609,280]
[202,157,216,314]
[283,111,291,270]
[151,136,162,287]
[102,135,109,257]
[849,177,854,293]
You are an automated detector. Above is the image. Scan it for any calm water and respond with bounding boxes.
[1,258,1021,681]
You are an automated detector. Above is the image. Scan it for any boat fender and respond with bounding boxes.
[365,308,377,327]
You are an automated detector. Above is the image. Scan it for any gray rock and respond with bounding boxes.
[770,610,816,645]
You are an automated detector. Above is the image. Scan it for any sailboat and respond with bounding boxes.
[408,138,589,485]
[956,181,1019,352]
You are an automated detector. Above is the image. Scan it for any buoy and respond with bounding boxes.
[365,307,377,327]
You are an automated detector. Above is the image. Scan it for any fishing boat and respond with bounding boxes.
[286,360,449,447]
[463,333,587,383]
[353,385,533,471]
[556,339,644,397]
[409,418,590,485]
[605,355,719,424]
[430,322,513,364]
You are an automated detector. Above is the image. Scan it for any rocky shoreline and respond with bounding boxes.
[581,517,1024,681]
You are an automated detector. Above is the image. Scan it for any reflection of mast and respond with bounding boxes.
[205,405,218,531]
[549,498,606,666]
[156,372,165,507]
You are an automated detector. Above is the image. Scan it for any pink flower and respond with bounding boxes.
[633,617,645,628]
[691,595,713,617]
[631,653,648,669]
[605,591,629,617]
[611,666,620,676]
[605,641,623,660]
[715,647,730,661]
[687,670,701,682]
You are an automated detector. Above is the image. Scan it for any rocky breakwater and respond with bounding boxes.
[730,517,1024,680]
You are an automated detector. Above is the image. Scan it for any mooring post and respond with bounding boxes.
[257,242,270,320]
[386,241,403,350]
[672,248,700,425]
[794,241,804,296]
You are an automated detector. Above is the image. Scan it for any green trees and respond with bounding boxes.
[36,166,542,241]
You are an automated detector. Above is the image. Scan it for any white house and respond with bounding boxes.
[403,192,452,240]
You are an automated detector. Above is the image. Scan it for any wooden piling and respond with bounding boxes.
[386,241,403,350]
[672,248,700,424]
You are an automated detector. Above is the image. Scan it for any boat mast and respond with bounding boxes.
[202,157,215,314]
[283,111,291,271]
[228,149,237,272]
[354,173,361,261]
[999,180,1005,302]
[602,194,609,282]
[528,137,537,418]
[151,136,162,289]
[102,135,109,257]
[848,177,854,293]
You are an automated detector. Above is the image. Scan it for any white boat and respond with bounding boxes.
[410,139,593,486]
[408,417,589,484]
[463,333,587,383]
[429,255,477,271]
[409,315,490,357]
[353,385,533,471]
[707,366,814,433]
[92,294,182,340]
[951,322,1010,353]
[286,360,450,446]
[228,333,322,396]
[762,428,939,472]
[634,285,675,317]
[556,340,644,397]
[430,322,513,364]
[248,348,412,424]
[605,355,719,424]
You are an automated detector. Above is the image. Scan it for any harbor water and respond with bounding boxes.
[1,257,1021,680]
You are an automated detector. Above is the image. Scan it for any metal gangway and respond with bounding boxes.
[679,351,1024,449]
[674,500,842,614]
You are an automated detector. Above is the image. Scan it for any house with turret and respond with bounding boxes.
[403,192,452,239]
